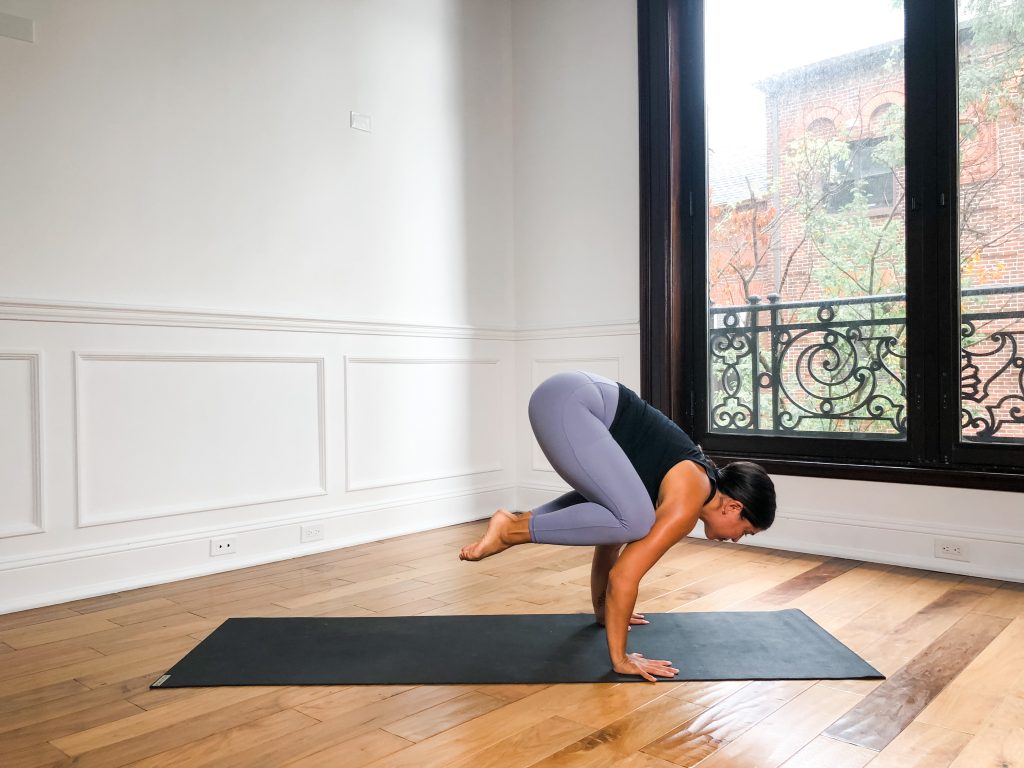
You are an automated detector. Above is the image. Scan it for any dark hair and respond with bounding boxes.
[716,461,776,530]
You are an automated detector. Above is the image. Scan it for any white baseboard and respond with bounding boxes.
[0,486,513,615]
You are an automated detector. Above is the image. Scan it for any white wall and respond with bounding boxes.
[510,1,1024,583]
[512,0,640,329]
[0,0,514,328]
[0,0,518,613]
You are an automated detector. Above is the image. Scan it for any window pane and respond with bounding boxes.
[705,1,907,438]
[958,0,1024,443]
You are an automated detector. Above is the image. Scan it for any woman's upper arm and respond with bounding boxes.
[609,501,697,586]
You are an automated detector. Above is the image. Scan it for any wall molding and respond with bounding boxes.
[73,353,328,526]
[0,482,508,573]
[0,296,518,340]
[0,297,639,341]
[515,320,640,340]
[344,357,504,491]
[0,352,44,538]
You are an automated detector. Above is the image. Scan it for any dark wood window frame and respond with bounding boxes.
[638,0,1024,493]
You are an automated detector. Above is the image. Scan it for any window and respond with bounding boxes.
[826,137,896,212]
[639,0,1024,490]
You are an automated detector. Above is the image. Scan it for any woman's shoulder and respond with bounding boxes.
[657,458,713,506]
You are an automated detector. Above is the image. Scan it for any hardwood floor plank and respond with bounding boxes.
[128,708,319,768]
[642,680,813,766]
[277,572,439,611]
[436,715,595,768]
[84,613,217,656]
[380,691,506,742]
[0,605,81,632]
[0,672,156,735]
[786,563,896,615]
[0,678,90,718]
[635,562,770,614]
[49,687,273,756]
[820,576,979,695]
[0,742,72,768]
[557,682,681,730]
[284,728,414,768]
[777,735,874,768]
[0,637,196,697]
[372,597,449,616]
[224,687,473,767]
[863,721,972,768]
[512,694,707,768]
[667,680,751,708]
[0,644,105,683]
[825,612,1010,751]
[53,687,333,768]
[916,616,1024,734]
[972,583,1024,619]
[948,686,1024,767]
[739,558,864,607]
[692,684,863,768]
[0,614,123,650]
[858,586,992,679]
[357,684,621,768]
[0,698,145,757]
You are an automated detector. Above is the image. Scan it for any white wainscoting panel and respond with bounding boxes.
[345,358,503,490]
[529,357,621,473]
[0,353,43,537]
[75,354,326,525]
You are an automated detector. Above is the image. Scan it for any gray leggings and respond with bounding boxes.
[528,371,655,546]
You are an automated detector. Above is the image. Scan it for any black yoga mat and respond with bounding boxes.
[152,610,881,687]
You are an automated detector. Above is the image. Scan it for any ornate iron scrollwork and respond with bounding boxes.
[960,319,1024,440]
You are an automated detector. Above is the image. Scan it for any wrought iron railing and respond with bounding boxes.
[708,284,1024,441]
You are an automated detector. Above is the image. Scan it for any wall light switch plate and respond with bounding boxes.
[0,11,35,42]
[350,112,372,132]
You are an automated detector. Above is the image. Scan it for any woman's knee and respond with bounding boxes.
[528,371,587,422]
[619,507,656,542]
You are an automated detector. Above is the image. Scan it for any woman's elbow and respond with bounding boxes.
[606,568,638,596]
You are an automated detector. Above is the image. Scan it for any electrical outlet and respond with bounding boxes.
[301,523,324,543]
[210,536,237,556]
[934,538,969,562]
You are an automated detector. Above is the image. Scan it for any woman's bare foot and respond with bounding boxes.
[459,509,531,561]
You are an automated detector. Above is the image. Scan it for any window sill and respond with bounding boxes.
[707,453,1024,493]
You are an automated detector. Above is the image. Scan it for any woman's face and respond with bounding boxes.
[704,501,759,542]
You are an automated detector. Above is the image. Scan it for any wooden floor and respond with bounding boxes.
[1,521,1022,768]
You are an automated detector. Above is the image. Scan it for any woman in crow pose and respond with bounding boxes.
[459,371,776,682]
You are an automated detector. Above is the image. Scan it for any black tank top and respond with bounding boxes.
[608,383,719,505]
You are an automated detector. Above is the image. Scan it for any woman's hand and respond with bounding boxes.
[597,611,649,628]
[612,652,679,682]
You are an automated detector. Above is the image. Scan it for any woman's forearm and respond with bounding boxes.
[604,576,639,664]
[591,545,620,618]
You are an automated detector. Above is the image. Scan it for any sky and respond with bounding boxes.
[706,0,907,199]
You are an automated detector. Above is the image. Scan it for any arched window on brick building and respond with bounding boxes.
[827,104,898,213]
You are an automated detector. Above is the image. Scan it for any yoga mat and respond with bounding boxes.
[152,609,882,688]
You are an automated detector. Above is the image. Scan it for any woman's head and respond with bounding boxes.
[716,460,776,532]
[698,461,775,541]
